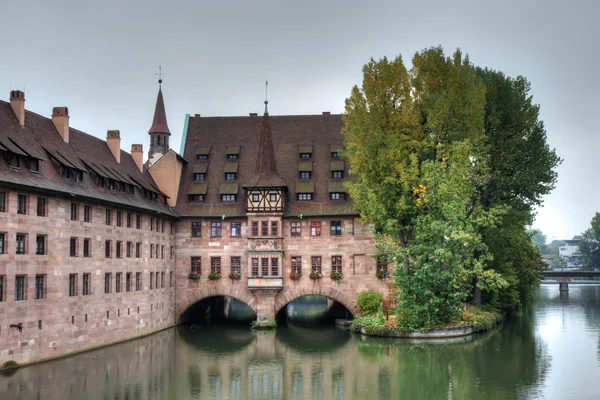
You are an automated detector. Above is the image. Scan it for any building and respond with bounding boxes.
[0,84,386,368]
[559,236,583,268]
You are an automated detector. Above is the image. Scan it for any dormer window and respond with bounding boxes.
[194,173,205,182]
[108,179,115,190]
[60,165,70,179]
[227,154,238,160]
[8,153,20,168]
[331,152,340,159]
[300,171,311,180]
[330,192,345,201]
[300,153,311,159]
[298,145,313,160]
[297,193,312,201]
[197,154,208,160]
[75,170,83,183]
[225,172,236,181]
[221,194,236,202]
[226,146,240,160]
[332,171,343,179]
[28,159,39,172]
[189,194,204,202]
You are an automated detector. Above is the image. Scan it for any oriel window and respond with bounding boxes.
[231,222,241,237]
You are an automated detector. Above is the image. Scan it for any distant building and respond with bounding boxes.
[559,236,583,268]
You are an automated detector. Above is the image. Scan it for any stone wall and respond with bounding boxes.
[0,186,176,366]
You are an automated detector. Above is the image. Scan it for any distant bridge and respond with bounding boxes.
[541,270,600,291]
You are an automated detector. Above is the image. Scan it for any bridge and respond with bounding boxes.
[541,270,600,291]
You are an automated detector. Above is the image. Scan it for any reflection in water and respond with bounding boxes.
[2,285,600,399]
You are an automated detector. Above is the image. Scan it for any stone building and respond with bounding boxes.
[0,84,388,367]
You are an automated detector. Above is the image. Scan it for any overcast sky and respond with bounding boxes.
[2,0,598,242]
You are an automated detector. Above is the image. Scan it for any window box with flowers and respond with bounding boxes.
[229,271,241,280]
[309,271,323,280]
[208,272,222,280]
[289,272,302,280]
[330,271,343,281]
[188,273,202,280]
[376,269,390,279]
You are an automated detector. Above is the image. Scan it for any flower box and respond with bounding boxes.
[289,272,302,280]
[330,271,343,281]
[188,273,202,280]
[376,270,390,279]
[309,271,323,280]
[208,272,222,281]
[229,271,242,280]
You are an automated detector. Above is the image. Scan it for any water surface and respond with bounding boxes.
[2,284,600,399]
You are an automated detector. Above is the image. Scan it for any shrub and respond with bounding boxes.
[357,290,383,315]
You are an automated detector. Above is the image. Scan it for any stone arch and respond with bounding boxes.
[176,285,258,322]
[274,286,359,316]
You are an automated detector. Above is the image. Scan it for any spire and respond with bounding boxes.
[148,71,171,135]
[264,79,269,114]
[242,97,286,188]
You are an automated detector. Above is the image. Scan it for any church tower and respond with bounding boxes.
[148,75,171,166]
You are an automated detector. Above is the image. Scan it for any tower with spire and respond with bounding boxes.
[148,68,171,166]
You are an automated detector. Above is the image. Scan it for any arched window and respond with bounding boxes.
[157,136,161,145]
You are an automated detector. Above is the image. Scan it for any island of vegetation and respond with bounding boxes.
[343,46,560,336]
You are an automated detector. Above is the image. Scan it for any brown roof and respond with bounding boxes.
[0,100,177,217]
[176,112,355,217]
[148,88,171,135]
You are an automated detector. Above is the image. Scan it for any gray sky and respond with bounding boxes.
[2,0,598,242]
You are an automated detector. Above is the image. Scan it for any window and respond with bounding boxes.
[9,154,21,168]
[155,272,159,289]
[105,209,112,225]
[17,194,27,214]
[37,197,47,217]
[161,220,165,233]
[231,222,241,237]
[310,221,321,236]
[104,273,112,293]
[16,233,27,254]
[211,222,222,237]
[377,259,389,274]
[211,257,221,274]
[261,258,269,276]
[192,222,202,237]
[36,235,46,255]
[150,218,154,231]
[291,256,302,274]
[150,272,155,289]
[15,275,26,300]
[252,258,259,276]
[170,271,174,287]
[221,194,236,202]
[271,258,279,276]
[269,193,278,202]
[69,274,77,296]
[227,153,238,160]
[252,222,259,236]
[191,257,202,275]
[116,241,122,258]
[150,244,154,258]
[291,222,301,237]
[271,221,278,236]
[161,245,165,259]
[300,171,311,180]
[189,194,204,202]
[330,192,345,200]
[83,273,90,296]
[126,242,132,258]
[297,193,312,201]
[84,205,91,222]
[311,256,322,274]
[332,256,342,273]
[35,275,45,299]
[0,233,4,254]
[332,170,343,179]
[136,242,141,258]
[193,173,205,182]
[261,221,268,236]
[331,151,340,159]
[0,192,5,212]
[170,246,174,259]
[300,152,311,159]
[136,214,141,229]
[225,173,236,181]
[70,203,78,221]
[161,272,165,288]
[126,273,131,292]
[0,276,4,301]
[155,218,160,232]
[105,240,112,258]
[115,273,122,293]
[116,211,122,227]
[136,272,141,291]
[330,221,342,236]
[197,154,208,160]
[252,194,259,202]
[25,157,37,171]
[231,257,241,273]
[70,237,78,257]
[127,213,132,228]
[83,238,91,257]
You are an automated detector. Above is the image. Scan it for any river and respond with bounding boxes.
[2,284,600,399]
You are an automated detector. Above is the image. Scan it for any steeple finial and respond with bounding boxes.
[264,78,269,114]
[156,65,163,88]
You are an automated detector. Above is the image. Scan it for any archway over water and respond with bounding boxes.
[179,296,256,325]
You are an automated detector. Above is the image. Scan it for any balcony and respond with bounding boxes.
[248,276,284,291]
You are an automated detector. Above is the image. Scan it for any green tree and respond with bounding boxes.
[529,229,549,255]
[578,228,595,269]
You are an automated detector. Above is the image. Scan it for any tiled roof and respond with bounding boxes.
[177,112,356,218]
[0,100,177,217]
[148,88,171,135]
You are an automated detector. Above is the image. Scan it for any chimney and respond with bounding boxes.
[322,111,331,116]
[107,130,121,163]
[10,90,25,126]
[52,107,70,143]
[131,144,143,173]
[249,113,258,117]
